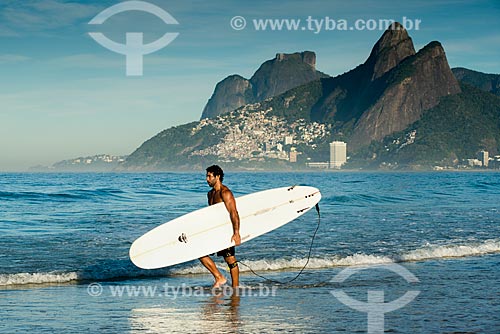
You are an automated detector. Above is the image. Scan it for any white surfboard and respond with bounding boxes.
[130,185,321,269]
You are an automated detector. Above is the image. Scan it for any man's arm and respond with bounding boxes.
[221,189,241,246]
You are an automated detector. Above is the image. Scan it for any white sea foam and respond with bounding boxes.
[171,255,395,275]
[2,240,499,285]
[399,239,500,262]
[171,239,500,275]
[0,272,78,286]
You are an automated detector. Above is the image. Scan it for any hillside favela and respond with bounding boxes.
[37,23,500,172]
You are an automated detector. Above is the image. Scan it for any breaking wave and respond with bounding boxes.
[0,272,79,286]
[171,239,500,275]
[1,239,498,286]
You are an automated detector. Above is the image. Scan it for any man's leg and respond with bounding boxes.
[199,256,227,287]
[224,255,239,287]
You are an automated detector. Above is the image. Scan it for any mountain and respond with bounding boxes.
[349,41,461,149]
[353,83,500,169]
[121,121,226,170]
[452,67,500,96]
[266,22,461,150]
[200,51,328,119]
[29,154,127,172]
[121,23,499,171]
[120,103,333,170]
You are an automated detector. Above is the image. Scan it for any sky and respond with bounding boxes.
[0,0,499,171]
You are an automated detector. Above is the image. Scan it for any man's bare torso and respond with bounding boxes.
[208,185,230,206]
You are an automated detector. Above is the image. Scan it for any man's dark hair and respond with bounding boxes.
[206,165,224,182]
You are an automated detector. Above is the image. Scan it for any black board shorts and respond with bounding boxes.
[216,246,235,258]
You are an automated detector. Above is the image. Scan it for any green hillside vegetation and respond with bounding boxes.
[264,79,323,122]
[353,84,500,168]
[122,82,500,170]
[453,67,500,96]
[123,122,226,169]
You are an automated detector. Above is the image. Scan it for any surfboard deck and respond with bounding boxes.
[130,185,321,269]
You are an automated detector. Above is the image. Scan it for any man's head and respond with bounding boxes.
[206,165,224,187]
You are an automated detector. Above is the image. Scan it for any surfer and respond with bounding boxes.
[199,165,241,288]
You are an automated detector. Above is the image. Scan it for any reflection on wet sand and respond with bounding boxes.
[202,292,241,329]
[128,285,309,333]
[129,294,241,334]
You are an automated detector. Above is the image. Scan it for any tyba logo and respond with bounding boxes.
[88,1,179,76]
[330,263,420,334]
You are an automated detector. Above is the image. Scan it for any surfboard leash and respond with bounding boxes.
[239,203,321,285]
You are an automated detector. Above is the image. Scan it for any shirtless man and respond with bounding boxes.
[199,165,241,288]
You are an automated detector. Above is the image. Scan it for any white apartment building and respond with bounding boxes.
[329,141,347,169]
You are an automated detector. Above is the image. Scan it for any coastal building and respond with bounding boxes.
[307,162,329,169]
[478,150,489,167]
[491,155,500,169]
[329,141,347,169]
[467,159,482,167]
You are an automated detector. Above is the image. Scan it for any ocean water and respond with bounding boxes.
[1,171,499,333]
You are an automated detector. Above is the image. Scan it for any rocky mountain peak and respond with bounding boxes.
[249,51,323,101]
[201,51,327,119]
[275,51,316,69]
[349,40,461,149]
[366,22,416,80]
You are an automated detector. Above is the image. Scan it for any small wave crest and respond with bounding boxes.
[170,254,394,275]
[0,188,130,203]
[171,239,500,275]
[0,272,79,286]
[0,267,172,287]
[399,240,500,262]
